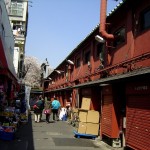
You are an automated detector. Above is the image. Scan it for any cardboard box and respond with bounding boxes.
[86,123,99,136]
[77,122,87,134]
[72,108,78,113]
[78,109,88,122]
[81,97,91,110]
[87,110,100,123]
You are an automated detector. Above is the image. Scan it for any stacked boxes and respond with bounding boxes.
[87,110,99,123]
[77,97,100,136]
[78,109,87,122]
[86,110,100,135]
[78,122,87,134]
[86,123,99,135]
[81,97,91,110]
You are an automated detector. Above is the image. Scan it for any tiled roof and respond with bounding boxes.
[107,0,125,17]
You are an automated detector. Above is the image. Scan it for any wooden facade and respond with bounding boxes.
[126,82,150,149]
[44,0,150,149]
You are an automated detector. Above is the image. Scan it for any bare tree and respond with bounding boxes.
[23,56,41,87]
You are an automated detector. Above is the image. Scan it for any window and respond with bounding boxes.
[9,2,23,16]
[76,57,80,68]
[12,21,25,30]
[141,8,150,31]
[12,21,26,37]
[113,27,126,47]
[96,43,104,62]
[84,51,90,64]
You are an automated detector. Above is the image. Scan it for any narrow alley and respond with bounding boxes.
[0,0,150,150]
[0,111,114,150]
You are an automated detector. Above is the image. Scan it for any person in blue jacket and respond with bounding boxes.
[51,97,61,121]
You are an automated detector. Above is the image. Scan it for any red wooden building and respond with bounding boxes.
[44,0,150,149]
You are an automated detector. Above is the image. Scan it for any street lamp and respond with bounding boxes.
[66,59,74,65]
[54,70,64,74]
[95,35,105,43]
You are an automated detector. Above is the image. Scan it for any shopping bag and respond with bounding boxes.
[33,104,38,109]
[44,109,50,114]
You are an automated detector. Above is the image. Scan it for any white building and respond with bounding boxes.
[13,47,19,73]
[0,0,18,101]
[0,0,16,76]
[5,0,29,78]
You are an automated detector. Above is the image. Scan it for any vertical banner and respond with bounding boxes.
[25,85,31,111]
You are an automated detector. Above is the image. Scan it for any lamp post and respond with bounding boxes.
[54,70,65,74]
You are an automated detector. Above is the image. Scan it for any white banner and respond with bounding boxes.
[25,85,31,110]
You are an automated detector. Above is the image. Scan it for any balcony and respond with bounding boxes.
[9,2,24,17]
[9,9,23,17]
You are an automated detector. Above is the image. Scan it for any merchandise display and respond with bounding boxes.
[0,99,28,141]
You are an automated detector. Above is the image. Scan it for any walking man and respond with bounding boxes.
[51,97,61,121]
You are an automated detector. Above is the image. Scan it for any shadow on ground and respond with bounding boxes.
[0,113,34,150]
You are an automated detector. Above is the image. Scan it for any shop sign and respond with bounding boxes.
[134,86,148,91]
[126,83,150,95]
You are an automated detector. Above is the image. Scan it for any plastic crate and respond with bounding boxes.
[62,115,67,121]
[73,131,97,140]
[0,131,14,141]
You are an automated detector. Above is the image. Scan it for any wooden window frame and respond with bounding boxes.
[140,7,150,31]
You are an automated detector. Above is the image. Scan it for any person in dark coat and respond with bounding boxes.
[39,95,45,121]
[33,98,43,123]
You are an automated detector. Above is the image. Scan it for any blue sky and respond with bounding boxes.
[26,0,122,68]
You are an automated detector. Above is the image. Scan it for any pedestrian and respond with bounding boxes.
[66,105,72,120]
[59,107,67,121]
[44,98,52,123]
[29,96,37,111]
[33,97,43,123]
[51,97,61,121]
[39,95,45,121]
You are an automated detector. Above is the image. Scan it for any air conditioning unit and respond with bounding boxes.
[112,139,121,148]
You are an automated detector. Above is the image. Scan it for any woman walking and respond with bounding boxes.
[33,97,43,123]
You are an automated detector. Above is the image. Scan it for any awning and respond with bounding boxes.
[31,91,43,94]
[44,86,72,93]
[0,38,18,82]
[31,88,43,94]
[0,68,18,83]
[73,67,150,88]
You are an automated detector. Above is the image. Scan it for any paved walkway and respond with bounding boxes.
[0,111,123,150]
